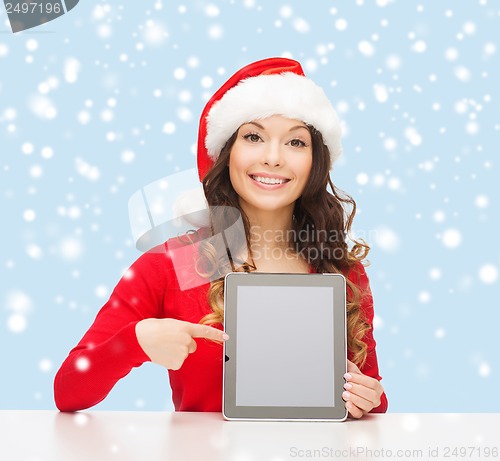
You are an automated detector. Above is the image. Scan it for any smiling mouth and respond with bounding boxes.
[249,175,291,185]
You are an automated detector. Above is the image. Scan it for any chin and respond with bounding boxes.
[246,199,295,213]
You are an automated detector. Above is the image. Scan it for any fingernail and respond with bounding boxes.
[222,333,229,340]
[344,373,352,380]
[344,382,353,390]
[343,391,351,400]
[346,401,353,409]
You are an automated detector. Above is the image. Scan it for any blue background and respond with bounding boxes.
[1,0,498,412]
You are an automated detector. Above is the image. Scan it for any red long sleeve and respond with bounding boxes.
[53,247,168,412]
[54,235,226,413]
[346,262,388,413]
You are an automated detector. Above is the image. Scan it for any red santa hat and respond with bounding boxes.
[197,57,343,181]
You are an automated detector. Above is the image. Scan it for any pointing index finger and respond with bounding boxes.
[188,323,229,342]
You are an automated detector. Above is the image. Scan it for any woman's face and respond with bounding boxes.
[228,115,313,217]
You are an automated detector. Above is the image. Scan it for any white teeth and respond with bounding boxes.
[252,175,288,185]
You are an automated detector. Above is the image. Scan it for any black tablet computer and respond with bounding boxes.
[223,272,347,421]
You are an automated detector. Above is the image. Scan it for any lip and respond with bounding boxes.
[248,173,291,189]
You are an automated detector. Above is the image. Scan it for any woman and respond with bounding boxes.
[54,57,388,418]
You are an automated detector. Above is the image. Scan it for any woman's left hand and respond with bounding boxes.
[343,360,384,419]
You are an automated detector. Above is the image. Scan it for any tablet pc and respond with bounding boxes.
[223,272,347,421]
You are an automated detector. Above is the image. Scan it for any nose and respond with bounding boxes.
[262,141,283,167]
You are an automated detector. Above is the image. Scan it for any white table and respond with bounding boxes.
[1,411,499,461]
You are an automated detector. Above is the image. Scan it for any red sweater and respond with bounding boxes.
[54,236,388,413]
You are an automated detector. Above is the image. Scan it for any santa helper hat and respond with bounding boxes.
[197,57,343,182]
[174,57,343,229]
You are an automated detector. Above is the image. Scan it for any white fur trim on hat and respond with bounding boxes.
[205,72,342,165]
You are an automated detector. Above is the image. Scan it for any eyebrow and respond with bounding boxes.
[246,121,309,132]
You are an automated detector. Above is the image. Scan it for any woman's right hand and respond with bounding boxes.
[135,318,229,370]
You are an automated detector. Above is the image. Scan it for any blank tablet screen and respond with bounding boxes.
[223,272,347,421]
[236,285,334,407]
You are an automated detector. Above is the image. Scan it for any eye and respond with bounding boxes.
[243,132,262,143]
[288,138,308,148]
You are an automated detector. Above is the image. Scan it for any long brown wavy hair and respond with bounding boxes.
[196,124,371,367]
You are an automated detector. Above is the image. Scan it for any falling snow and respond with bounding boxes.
[23,209,36,222]
[63,58,82,83]
[38,359,52,373]
[142,21,169,46]
[58,237,84,261]
[1,1,498,416]
[292,18,310,34]
[28,94,57,119]
[441,229,462,249]
[335,19,348,31]
[374,84,389,103]
[478,264,498,284]
[358,40,375,57]
[75,357,90,372]
[75,158,100,181]
[374,226,400,253]
[0,43,9,57]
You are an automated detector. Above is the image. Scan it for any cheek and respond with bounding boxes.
[295,155,313,182]
[228,148,248,191]
[229,144,255,178]
[228,146,243,172]
[228,162,238,190]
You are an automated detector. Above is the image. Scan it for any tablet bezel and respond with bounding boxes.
[223,272,347,421]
